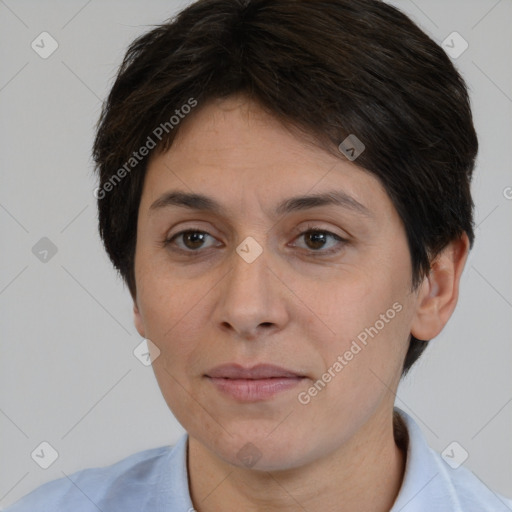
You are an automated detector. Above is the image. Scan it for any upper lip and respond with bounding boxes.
[205,363,304,379]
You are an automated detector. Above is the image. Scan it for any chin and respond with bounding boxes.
[203,428,315,472]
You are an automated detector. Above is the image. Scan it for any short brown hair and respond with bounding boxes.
[93,0,478,375]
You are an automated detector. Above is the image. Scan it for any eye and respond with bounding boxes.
[163,229,219,252]
[291,225,347,255]
[162,225,348,256]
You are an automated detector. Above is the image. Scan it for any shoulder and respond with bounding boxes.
[392,408,512,512]
[442,462,512,511]
[3,445,174,512]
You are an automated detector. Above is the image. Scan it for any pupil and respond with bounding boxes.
[308,232,325,249]
[187,232,204,248]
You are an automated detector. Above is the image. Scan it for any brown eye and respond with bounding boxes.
[164,230,217,251]
[292,227,347,256]
[304,231,329,250]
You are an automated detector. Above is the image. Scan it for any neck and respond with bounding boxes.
[187,408,408,512]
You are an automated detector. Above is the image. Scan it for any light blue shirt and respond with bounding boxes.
[4,408,512,511]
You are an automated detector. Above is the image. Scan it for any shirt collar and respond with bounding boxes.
[390,406,463,511]
[158,407,467,512]
[149,432,194,511]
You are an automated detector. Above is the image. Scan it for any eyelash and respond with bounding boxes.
[162,224,348,257]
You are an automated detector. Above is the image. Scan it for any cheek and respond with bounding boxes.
[137,273,210,427]
[302,261,412,391]
[304,267,402,343]
[135,258,209,373]
[297,289,410,433]
[136,246,201,328]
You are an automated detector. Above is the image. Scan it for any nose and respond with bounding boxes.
[213,239,289,341]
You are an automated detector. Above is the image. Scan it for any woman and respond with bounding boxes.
[6,0,511,510]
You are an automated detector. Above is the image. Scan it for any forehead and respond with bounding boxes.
[140,96,395,222]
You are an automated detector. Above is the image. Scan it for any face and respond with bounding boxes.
[133,95,421,471]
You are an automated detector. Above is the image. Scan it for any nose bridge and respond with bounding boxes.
[226,201,270,286]
[227,235,271,305]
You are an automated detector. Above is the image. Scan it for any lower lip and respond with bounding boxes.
[207,376,304,402]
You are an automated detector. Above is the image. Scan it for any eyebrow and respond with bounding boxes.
[149,189,372,218]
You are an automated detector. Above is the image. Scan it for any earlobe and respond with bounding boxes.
[410,233,470,341]
[133,300,145,338]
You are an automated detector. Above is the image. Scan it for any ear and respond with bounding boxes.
[133,299,146,338]
[410,232,470,341]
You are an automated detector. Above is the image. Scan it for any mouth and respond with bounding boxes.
[205,363,307,402]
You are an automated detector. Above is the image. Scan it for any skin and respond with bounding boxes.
[132,94,469,512]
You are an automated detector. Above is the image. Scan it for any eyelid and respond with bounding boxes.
[164,220,223,242]
[163,228,220,250]
[288,224,348,254]
[164,223,345,241]
[163,226,349,259]
[292,222,348,238]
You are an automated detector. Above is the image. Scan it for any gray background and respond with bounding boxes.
[1,0,511,508]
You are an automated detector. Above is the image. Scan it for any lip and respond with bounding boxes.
[206,363,304,379]
[205,363,306,402]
